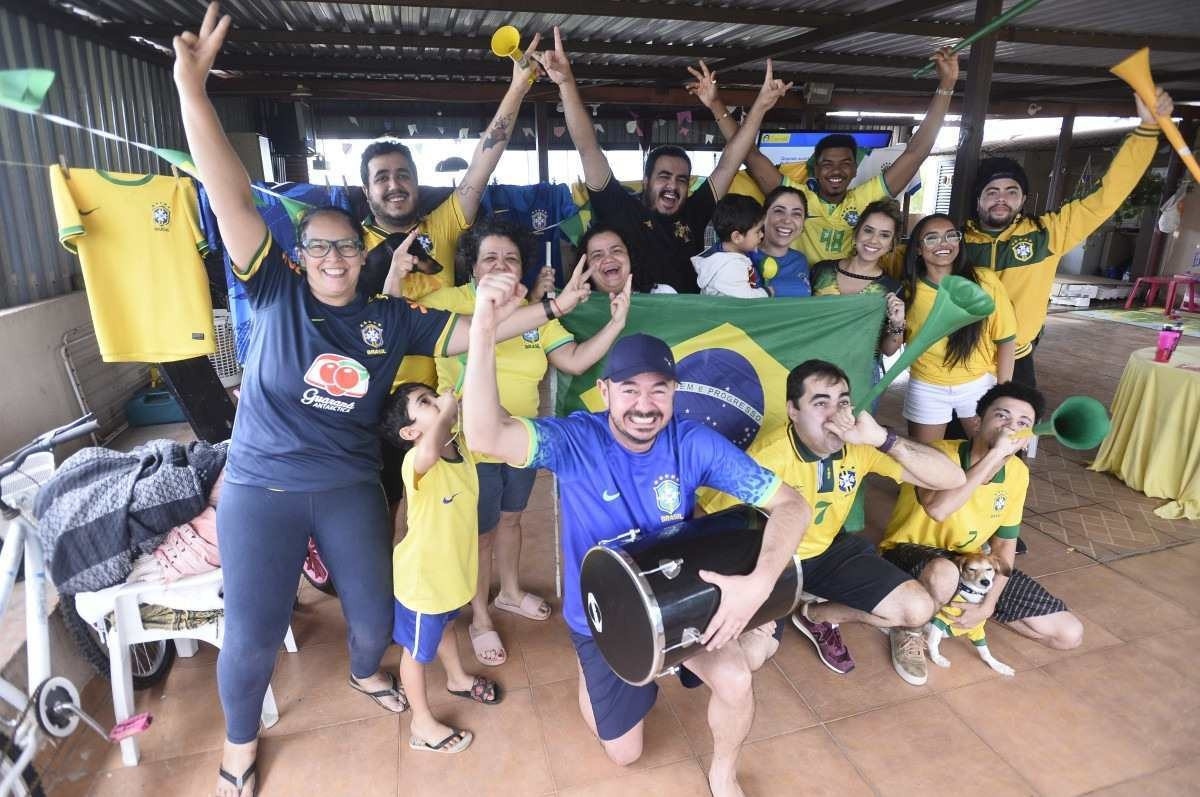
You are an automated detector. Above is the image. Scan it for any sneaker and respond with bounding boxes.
[889,628,928,686]
[791,606,855,674]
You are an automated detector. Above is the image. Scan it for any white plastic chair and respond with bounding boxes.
[72,569,298,766]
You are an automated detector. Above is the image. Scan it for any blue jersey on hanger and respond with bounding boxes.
[522,411,781,636]
[479,183,578,288]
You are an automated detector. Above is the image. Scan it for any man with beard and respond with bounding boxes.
[357,34,544,301]
[537,27,791,293]
[463,294,811,796]
[964,88,1173,389]
[688,48,958,264]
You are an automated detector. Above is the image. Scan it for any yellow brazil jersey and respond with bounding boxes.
[882,439,1027,553]
[782,173,891,264]
[49,166,215,362]
[965,125,1159,359]
[906,268,1016,387]
[364,192,471,387]
[394,435,480,613]
[422,283,573,462]
[709,424,903,559]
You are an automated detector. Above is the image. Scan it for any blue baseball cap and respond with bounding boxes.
[602,333,677,382]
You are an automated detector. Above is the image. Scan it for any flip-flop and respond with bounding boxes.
[349,672,409,713]
[492,592,551,621]
[410,728,473,754]
[448,675,503,705]
[218,759,256,796]
[469,625,507,667]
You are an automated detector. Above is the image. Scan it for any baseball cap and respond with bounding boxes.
[602,333,677,382]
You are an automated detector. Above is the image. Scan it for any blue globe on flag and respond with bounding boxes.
[674,348,765,449]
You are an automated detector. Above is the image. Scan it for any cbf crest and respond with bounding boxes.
[531,208,549,232]
[653,474,683,520]
[837,468,858,493]
[151,202,171,230]
[1011,239,1034,262]
[360,320,385,354]
[993,493,1007,513]
[843,209,860,227]
[522,329,541,348]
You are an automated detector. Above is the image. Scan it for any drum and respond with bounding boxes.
[579,504,802,686]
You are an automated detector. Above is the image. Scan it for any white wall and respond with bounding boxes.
[0,292,92,455]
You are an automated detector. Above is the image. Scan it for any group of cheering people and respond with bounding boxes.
[175,5,1176,796]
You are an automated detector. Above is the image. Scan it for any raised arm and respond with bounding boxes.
[456,34,543,221]
[687,60,783,194]
[547,269,630,375]
[172,3,264,270]
[827,408,966,490]
[537,26,612,189]
[917,434,1026,522]
[410,391,460,476]
[461,278,536,465]
[882,47,958,197]
[707,60,792,198]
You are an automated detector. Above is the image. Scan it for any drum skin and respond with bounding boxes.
[580,504,803,686]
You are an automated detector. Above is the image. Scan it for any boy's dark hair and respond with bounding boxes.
[453,214,536,286]
[786,359,850,405]
[762,184,808,216]
[379,382,432,449]
[712,194,765,242]
[360,137,415,187]
[643,145,692,183]
[813,134,858,161]
[976,381,1046,422]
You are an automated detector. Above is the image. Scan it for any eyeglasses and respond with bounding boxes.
[300,238,364,258]
[920,230,963,247]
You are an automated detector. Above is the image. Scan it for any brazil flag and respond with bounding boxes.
[555,292,884,449]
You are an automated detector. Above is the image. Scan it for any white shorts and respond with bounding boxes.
[903,373,997,425]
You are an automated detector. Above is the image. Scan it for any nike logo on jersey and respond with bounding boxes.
[602,490,620,502]
[442,493,460,504]
[80,207,99,216]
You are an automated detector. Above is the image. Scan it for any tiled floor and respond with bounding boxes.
[31,313,1200,796]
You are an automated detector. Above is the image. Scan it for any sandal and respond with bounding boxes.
[218,760,256,796]
[349,672,409,713]
[448,675,503,705]
[469,625,507,667]
[492,592,551,621]
[410,728,473,754]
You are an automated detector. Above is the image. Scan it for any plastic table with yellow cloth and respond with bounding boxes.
[1091,346,1200,520]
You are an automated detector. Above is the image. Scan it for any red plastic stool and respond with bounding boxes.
[1125,276,1173,309]
[1165,275,1199,315]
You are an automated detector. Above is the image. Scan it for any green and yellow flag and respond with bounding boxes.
[555,293,884,448]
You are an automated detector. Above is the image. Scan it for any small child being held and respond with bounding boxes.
[692,194,769,298]
[380,383,503,756]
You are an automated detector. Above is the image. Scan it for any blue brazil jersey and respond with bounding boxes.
[225,236,456,492]
[521,411,781,636]
[750,249,811,297]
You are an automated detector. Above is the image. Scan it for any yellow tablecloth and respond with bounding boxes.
[1091,346,1200,519]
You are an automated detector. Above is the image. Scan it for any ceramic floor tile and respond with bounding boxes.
[921,622,1037,691]
[1035,566,1195,641]
[267,641,398,737]
[981,611,1123,667]
[1135,625,1200,684]
[658,658,818,756]
[1103,499,1200,543]
[1086,760,1200,797]
[88,748,223,796]
[557,759,711,797]
[826,696,1033,796]
[397,688,554,797]
[531,677,692,791]
[513,617,581,687]
[773,622,931,721]
[1044,467,1132,504]
[941,669,1163,795]
[1011,527,1095,578]
[701,726,875,797]
[1107,546,1200,615]
[256,715,399,796]
[1025,505,1183,562]
[1043,644,1200,763]
[1023,475,1094,515]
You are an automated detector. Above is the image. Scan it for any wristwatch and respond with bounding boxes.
[877,428,899,454]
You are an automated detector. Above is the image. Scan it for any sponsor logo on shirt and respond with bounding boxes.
[360,320,386,354]
[301,353,369,412]
[653,474,683,521]
[151,202,171,231]
[1011,239,1034,262]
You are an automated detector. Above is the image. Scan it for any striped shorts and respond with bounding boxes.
[881,543,1067,623]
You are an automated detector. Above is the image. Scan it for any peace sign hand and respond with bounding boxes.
[754,59,793,112]
[553,253,594,315]
[173,2,231,94]
[531,26,575,87]
[685,60,722,110]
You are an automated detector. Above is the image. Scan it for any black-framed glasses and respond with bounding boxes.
[300,238,364,258]
[920,230,963,247]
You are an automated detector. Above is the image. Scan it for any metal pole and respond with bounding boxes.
[534,101,550,183]
[948,0,1002,224]
[1044,109,1075,213]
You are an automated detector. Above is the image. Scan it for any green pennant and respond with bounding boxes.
[153,147,198,177]
[278,194,312,225]
[0,69,55,113]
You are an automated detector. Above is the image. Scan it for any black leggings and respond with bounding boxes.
[215,481,393,743]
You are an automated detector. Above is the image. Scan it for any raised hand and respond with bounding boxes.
[434,389,460,420]
[553,253,594,315]
[474,271,526,328]
[515,31,545,86]
[387,228,421,283]
[532,26,575,87]
[930,46,960,89]
[753,59,793,112]
[685,60,722,109]
[528,265,556,303]
[172,2,231,94]
[1135,86,1174,125]
[824,407,888,447]
[885,292,906,325]
[609,274,632,327]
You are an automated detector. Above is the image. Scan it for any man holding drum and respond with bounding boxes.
[463,293,811,796]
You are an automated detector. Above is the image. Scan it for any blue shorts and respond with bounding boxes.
[392,601,460,664]
[476,462,538,533]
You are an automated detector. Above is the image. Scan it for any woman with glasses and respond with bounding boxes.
[173,7,592,794]
[901,213,1017,444]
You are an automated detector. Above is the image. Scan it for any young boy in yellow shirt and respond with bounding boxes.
[381,383,503,754]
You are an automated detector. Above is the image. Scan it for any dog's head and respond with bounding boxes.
[954,551,1009,597]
